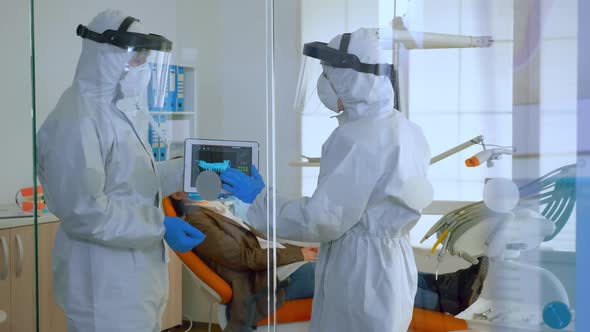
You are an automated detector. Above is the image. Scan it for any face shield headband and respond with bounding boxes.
[76,16,172,52]
[302,33,400,111]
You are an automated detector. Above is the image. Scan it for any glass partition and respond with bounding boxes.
[6,0,583,331]
[32,0,276,331]
[270,0,583,331]
[0,0,36,331]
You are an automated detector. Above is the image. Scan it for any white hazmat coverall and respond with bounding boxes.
[36,10,182,332]
[247,28,431,332]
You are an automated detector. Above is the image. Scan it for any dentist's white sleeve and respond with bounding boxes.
[247,143,379,243]
[37,117,165,249]
[156,158,184,197]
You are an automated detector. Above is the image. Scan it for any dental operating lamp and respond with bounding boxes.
[430,135,515,167]
[430,136,485,165]
[383,0,494,50]
[381,15,494,115]
[380,23,494,50]
[292,135,515,169]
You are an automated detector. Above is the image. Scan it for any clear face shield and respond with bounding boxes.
[294,55,332,115]
[76,16,173,108]
[121,49,172,146]
[77,16,173,144]
[294,35,399,114]
[119,49,171,106]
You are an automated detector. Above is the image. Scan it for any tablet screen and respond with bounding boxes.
[184,139,258,193]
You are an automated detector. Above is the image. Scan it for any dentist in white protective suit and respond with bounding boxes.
[36,10,205,332]
[221,28,432,332]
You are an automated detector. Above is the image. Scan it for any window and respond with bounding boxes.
[299,0,577,252]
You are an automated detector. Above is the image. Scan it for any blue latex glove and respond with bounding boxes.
[220,165,265,203]
[163,216,206,253]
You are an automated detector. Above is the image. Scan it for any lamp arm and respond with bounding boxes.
[430,135,484,165]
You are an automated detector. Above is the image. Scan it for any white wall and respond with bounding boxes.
[274,0,304,198]
[0,0,32,205]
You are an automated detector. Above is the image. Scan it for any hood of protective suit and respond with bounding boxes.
[73,10,145,101]
[322,28,395,122]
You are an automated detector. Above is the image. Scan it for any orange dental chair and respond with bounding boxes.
[163,197,312,331]
[163,197,470,332]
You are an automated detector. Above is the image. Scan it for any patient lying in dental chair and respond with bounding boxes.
[170,197,488,332]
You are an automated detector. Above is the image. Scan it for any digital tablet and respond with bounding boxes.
[183,138,259,194]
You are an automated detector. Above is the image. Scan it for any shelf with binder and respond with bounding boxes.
[148,64,197,161]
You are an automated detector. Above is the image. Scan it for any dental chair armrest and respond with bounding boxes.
[176,250,233,304]
[163,197,233,304]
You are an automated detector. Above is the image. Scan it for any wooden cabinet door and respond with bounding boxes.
[161,250,182,330]
[38,222,67,332]
[0,229,11,332]
[10,226,35,332]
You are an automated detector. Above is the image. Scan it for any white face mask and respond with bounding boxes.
[317,73,341,113]
[119,64,151,99]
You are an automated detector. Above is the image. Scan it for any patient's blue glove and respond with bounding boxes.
[220,165,265,204]
[163,216,206,253]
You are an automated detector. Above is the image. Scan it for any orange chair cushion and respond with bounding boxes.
[256,302,468,329]
[176,251,234,304]
[409,308,468,332]
[257,298,313,326]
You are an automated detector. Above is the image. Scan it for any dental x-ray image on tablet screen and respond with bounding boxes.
[183,139,259,194]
